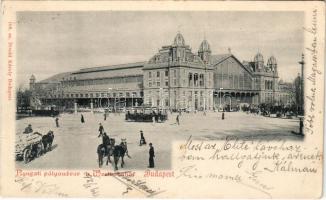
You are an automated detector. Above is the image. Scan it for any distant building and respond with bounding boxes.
[29,32,294,110]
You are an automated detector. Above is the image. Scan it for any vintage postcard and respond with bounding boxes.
[0,1,325,198]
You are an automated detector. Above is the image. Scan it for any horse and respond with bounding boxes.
[112,139,129,170]
[97,143,106,167]
[42,131,54,153]
[97,138,115,168]
[97,138,130,170]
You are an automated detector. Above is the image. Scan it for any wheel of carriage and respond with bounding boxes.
[23,148,31,164]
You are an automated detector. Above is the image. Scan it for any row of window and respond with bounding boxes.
[147,70,212,88]
[148,70,170,78]
[63,76,77,81]
[52,92,141,98]
[149,80,169,87]
[146,91,213,107]
[62,76,142,87]
[265,80,274,90]
[146,90,211,99]
[188,73,205,87]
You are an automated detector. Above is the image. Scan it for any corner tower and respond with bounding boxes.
[198,39,211,64]
[254,52,264,71]
[267,56,277,74]
[29,74,36,90]
[171,32,187,62]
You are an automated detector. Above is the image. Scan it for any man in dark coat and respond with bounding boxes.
[176,114,180,125]
[98,123,104,137]
[139,130,146,146]
[222,112,225,120]
[148,143,155,168]
[81,114,85,123]
[102,132,110,154]
[104,113,107,121]
[55,117,59,127]
[102,132,110,145]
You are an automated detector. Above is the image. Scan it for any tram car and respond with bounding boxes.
[125,106,168,122]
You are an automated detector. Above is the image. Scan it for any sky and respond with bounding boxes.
[17,11,304,88]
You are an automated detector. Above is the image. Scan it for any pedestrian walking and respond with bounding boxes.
[104,112,107,121]
[55,117,59,127]
[81,114,85,123]
[222,112,225,120]
[139,130,147,146]
[98,123,104,137]
[148,143,155,168]
[176,114,180,125]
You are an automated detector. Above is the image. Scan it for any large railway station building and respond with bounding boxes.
[29,32,294,110]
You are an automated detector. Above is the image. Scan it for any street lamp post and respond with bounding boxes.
[219,88,223,110]
[159,87,163,109]
[124,94,126,110]
[229,95,232,111]
[131,93,134,109]
[298,53,305,115]
[203,96,206,112]
[108,88,116,112]
[106,94,110,108]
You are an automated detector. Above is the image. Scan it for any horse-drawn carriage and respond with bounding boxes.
[15,131,54,163]
[97,138,130,170]
[125,106,168,122]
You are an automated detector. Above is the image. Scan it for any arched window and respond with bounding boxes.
[199,74,204,87]
[188,73,193,86]
[194,73,199,87]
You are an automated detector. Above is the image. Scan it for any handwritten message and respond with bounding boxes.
[15,176,68,197]
[304,8,321,135]
[176,135,322,197]
[83,172,100,197]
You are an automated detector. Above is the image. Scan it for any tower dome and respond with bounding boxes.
[173,32,185,46]
[30,74,35,81]
[267,56,277,73]
[267,56,277,65]
[198,39,211,53]
[254,52,264,63]
[198,39,211,64]
[254,52,264,71]
[29,74,36,90]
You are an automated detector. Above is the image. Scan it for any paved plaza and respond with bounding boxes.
[16,111,302,170]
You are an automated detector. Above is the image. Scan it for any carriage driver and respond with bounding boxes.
[102,132,110,154]
[98,123,104,137]
[23,124,33,134]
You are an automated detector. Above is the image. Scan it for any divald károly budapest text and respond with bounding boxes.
[178,136,322,173]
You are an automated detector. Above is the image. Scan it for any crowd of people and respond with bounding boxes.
[241,104,301,118]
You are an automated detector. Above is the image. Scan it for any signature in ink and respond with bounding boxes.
[15,176,68,197]
[112,174,165,197]
[83,173,99,197]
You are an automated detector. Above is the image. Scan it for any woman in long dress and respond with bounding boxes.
[81,114,85,123]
